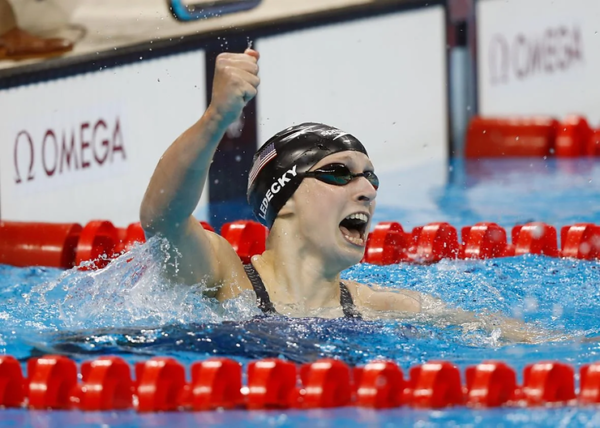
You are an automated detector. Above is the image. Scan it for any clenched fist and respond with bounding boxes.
[208,48,260,125]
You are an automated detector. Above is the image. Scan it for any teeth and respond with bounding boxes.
[343,234,366,246]
[345,213,369,223]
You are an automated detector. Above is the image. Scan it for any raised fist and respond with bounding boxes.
[209,49,260,125]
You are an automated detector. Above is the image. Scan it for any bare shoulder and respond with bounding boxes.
[343,280,424,313]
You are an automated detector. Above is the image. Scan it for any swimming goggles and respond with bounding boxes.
[302,163,379,190]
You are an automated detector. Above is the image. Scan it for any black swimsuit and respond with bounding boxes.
[243,264,362,319]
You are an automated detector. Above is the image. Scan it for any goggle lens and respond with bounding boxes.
[305,164,379,190]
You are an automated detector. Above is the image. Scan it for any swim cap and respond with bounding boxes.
[247,123,368,228]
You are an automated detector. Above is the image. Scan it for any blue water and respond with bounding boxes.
[2,159,600,427]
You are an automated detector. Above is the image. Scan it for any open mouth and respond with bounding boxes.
[339,212,369,247]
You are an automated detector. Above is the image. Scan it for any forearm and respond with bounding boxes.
[140,106,230,234]
[434,307,543,343]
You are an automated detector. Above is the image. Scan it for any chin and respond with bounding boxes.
[336,246,365,270]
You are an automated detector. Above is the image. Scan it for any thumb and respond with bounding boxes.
[245,48,260,60]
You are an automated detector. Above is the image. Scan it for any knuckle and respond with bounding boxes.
[215,53,229,64]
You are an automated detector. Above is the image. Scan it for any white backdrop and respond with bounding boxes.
[477,0,600,124]
[255,7,449,174]
[0,51,209,226]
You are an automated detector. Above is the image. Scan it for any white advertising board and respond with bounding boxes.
[256,6,448,173]
[0,51,208,226]
[477,0,600,122]
[255,6,448,219]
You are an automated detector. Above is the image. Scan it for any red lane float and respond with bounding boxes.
[465,116,557,157]
[461,222,512,259]
[555,115,593,158]
[301,359,352,408]
[200,221,215,232]
[408,222,460,262]
[512,222,559,257]
[136,357,187,412]
[5,355,600,411]
[190,358,243,410]
[28,355,78,410]
[409,361,464,408]
[561,223,600,260]
[522,362,576,405]
[221,220,268,264]
[588,129,600,156]
[114,222,146,254]
[0,355,26,407]
[356,360,405,408]
[78,356,133,411]
[246,359,296,409]
[465,361,517,407]
[75,220,119,270]
[579,363,600,404]
[0,221,82,268]
[363,222,409,265]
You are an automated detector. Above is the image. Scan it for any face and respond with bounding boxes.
[286,151,378,269]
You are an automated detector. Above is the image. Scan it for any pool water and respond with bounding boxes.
[1,158,600,427]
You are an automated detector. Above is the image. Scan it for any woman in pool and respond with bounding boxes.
[140,49,536,341]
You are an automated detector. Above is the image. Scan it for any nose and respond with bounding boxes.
[353,176,377,204]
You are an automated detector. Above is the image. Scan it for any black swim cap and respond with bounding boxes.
[247,123,369,228]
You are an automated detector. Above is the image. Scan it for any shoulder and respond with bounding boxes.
[343,280,423,313]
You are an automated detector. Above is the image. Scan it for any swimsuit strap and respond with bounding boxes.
[244,263,277,315]
[339,282,362,319]
[244,264,362,319]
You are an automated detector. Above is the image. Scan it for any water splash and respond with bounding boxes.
[7,236,261,335]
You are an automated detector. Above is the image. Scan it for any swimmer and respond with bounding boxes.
[140,49,539,342]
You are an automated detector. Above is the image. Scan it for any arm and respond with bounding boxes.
[140,49,260,299]
[348,281,542,343]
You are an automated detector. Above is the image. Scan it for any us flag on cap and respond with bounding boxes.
[248,142,277,188]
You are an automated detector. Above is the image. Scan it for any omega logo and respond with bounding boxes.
[13,117,126,184]
[489,25,584,85]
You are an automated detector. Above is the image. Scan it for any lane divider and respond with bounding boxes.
[0,220,216,269]
[2,220,600,269]
[466,115,600,158]
[0,355,599,411]
[362,221,600,264]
